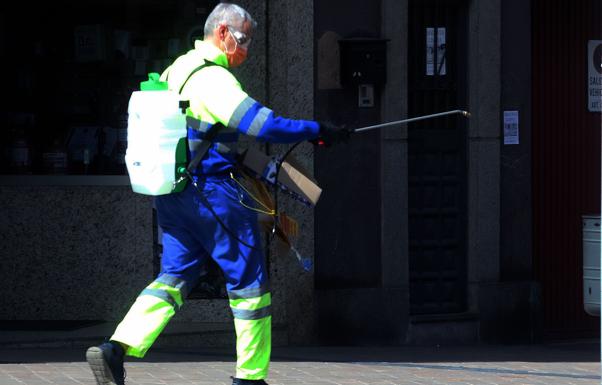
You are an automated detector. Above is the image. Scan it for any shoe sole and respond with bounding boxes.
[86,347,118,385]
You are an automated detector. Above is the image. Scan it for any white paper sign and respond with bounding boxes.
[503,111,519,145]
[437,28,447,75]
[588,40,602,112]
[426,28,435,76]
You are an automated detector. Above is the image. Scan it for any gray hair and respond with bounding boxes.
[204,3,257,38]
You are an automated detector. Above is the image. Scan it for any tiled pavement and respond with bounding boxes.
[0,343,599,385]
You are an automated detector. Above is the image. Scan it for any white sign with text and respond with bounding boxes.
[588,40,602,112]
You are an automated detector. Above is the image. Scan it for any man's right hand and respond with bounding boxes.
[310,122,352,147]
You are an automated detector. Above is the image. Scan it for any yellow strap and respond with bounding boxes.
[230,172,276,215]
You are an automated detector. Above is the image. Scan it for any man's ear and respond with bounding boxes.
[217,24,228,40]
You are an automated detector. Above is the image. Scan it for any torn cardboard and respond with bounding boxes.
[240,147,322,206]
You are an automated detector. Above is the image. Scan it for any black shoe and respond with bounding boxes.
[86,341,126,385]
[232,378,269,385]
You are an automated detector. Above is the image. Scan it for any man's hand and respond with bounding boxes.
[310,122,352,147]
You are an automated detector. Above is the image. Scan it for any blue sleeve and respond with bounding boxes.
[231,98,320,143]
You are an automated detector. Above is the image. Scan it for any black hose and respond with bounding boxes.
[186,170,262,251]
[269,141,304,241]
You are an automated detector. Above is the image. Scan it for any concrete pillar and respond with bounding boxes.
[267,0,316,345]
[380,0,410,343]
[467,0,502,312]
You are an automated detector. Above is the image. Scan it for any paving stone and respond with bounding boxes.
[0,344,599,385]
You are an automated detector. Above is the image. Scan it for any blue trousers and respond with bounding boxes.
[111,174,272,379]
[155,175,268,293]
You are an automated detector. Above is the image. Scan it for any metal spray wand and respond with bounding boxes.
[353,110,471,133]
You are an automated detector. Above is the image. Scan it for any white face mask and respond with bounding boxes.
[222,28,241,54]
[222,29,248,68]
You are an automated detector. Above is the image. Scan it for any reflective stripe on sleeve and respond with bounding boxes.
[246,107,273,137]
[229,97,256,129]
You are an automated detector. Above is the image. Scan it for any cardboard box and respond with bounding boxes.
[240,147,322,206]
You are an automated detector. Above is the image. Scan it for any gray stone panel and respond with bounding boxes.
[468,139,501,283]
[466,0,502,324]
[0,186,153,320]
[468,0,501,139]
[381,0,409,290]
[268,0,316,345]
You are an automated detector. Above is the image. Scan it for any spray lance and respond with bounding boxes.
[352,109,471,133]
[273,109,471,272]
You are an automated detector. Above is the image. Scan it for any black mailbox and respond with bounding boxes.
[339,38,389,87]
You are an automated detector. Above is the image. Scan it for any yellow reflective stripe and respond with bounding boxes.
[229,292,271,311]
[111,290,177,358]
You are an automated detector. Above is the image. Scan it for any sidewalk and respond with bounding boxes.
[0,341,599,385]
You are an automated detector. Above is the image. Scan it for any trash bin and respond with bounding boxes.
[582,214,600,317]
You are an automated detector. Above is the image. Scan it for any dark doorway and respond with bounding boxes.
[408,0,468,315]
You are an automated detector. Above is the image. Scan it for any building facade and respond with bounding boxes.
[1,0,600,347]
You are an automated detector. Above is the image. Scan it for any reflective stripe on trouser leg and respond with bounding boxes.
[229,290,272,380]
[110,277,185,358]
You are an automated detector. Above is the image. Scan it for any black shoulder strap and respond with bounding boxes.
[179,60,217,94]
[179,60,226,173]
[186,123,225,173]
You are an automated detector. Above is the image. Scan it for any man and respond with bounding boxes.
[86,3,348,385]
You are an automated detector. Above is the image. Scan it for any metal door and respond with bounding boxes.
[533,0,601,338]
[408,0,468,314]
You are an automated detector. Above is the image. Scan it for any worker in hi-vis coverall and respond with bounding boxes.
[85,3,350,385]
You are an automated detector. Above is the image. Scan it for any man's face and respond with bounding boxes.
[217,21,253,68]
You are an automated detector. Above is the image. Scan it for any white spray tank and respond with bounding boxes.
[125,73,188,195]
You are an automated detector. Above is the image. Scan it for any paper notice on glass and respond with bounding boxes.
[437,28,446,75]
[426,28,435,76]
[503,111,519,145]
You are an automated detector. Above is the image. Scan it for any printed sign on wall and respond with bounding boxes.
[588,40,602,112]
[503,111,519,145]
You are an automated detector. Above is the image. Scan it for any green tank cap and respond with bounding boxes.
[140,73,168,91]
